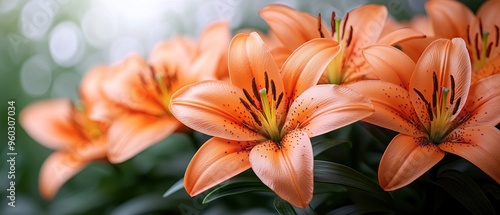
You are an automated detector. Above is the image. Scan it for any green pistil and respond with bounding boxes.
[335,19,341,42]
[259,88,281,143]
[429,87,452,143]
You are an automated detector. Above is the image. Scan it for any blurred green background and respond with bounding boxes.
[0,0,485,214]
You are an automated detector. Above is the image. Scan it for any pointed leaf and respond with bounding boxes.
[163,178,184,198]
[434,170,496,215]
[312,139,351,157]
[202,180,271,204]
[314,160,394,205]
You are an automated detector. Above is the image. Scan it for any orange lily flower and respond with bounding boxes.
[259,4,425,84]
[349,38,500,191]
[170,32,374,208]
[20,67,109,199]
[101,21,231,163]
[427,0,500,82]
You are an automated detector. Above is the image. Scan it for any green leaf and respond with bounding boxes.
[163,178,184,198]
[273,198,317,215]
[435,170,496,215]
[314,160,394,205]
[312,139,351,157]
[202,180,271,204]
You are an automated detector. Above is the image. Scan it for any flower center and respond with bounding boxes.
[466,21,500,71]
[74,103,103,141]
[413,72,462,144]
[239,72,285,144]
[317,12,354,84]
[143,65,176,113]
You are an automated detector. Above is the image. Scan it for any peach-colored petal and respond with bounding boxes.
[440,126,500,183]
[79,66,107,107]
[411,38,471,125]
[397,36,436,63]
[270,46,292,69]
[281,38,341,100]
[198,20,231,54]
[346,4,388,49]
[426,0,474,39]
[378,134,444,191]
[228,33,283,97]
[102,54,165,116]
[362,45,415,88]
[170,81,263,141]
[457,74,500,127]
[348,81,423,137]
[20,99,86,150]
[107,114,179,163]
[250,129,313,208]
[259,4,330,50]
[283,84,373,137]
[39,151,87,199]
[185,137,253,196]
[377,28,426,46]
[473,55,500,82]
[476,0,500,31]
[149,37,197,80]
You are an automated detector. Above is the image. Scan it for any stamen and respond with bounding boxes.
[335,19,341,41]
[250,111,262,126]
[341,12,349,40]
[479,18,484,37]
[243,89,259,109]
[346,26,353,47]
[414,88,433,121]
[482,32,490,58]
[432,72,438,108]
[475,33,480,59]
[271,80,276,101]
[276,92,284,109]
[252,78,261,104]
[331,11,336,38]
[486,42,493,58]
[452,97,461,115]
[317,13,325,38]
[259,88,271,120]
[264,71,269,92]
[466,25,471,45]
[240,98,252,111]
[450,75,455,104]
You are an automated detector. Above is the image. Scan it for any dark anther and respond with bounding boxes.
[432,72,438,107]
[495,25,499,47]
[317,13,325,38]
[450,75,455,104]
[250,111,262,126]
[479,18,484,36]
[240,98,252,111]
[243,89,259,109]
[276,92,284,109]
[264,71,269,92]
[486,42,493,58]
[252,78,261,104]
[331,11,336,38]
[414,88,433,120]
[341,12,349,39]
[346,26,353,47]
[453,97,461,115]
[271,80,276,101]
[466,25,471,45]
[475,33,480,59]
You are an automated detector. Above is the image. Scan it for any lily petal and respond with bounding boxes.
[346,4,388,49]
[377,28,426,46]
[250,129,313,208]
[458,74,500,127]
[348,81,423,137]
[440,126,500,183]
[102,55,165,116]
[411,38,471,124]
[259,4,330,50]
[281,38,341,100]
[20,99,86,150]
[107,113,179,163]
[362,45,415,88]
[283,84,373,137]
[170,80,263,141]
[378,134,444,191]
[185,137,253,196]
[228,33,283,98]
[426,0,474,39]
[39,151,87,199]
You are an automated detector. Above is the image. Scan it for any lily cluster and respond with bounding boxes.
[21,0,500,211]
